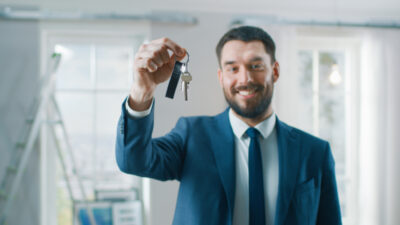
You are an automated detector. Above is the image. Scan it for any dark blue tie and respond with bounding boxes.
[246,127,266,225]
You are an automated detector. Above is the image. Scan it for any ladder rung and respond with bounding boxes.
[45,120,62,125]
[15,142,26,148]
[6,166,17,174]
[26,118,34,124]
[0,189,6,200]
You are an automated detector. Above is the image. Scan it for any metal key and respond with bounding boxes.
[181,69,192,101]
[180,53,192,101]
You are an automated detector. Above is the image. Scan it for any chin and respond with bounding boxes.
[226,95,272,119]
[231,103,267,119]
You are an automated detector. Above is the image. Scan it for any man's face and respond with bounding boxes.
[218,40,279,119]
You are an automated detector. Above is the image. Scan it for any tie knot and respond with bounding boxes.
[246,127,260,139]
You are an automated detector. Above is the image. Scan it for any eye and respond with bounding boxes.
[250,63,265,71]
[225,66,238,73]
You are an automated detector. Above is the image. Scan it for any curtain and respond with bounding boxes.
[359,28,400,225]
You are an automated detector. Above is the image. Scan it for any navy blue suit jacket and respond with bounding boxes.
[116,102,342,225]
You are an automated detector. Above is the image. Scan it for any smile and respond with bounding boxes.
[231,83,263,99]
[236,89,259,99]
[238,90,256,96]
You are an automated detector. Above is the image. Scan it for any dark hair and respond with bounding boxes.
[216,26,276,66]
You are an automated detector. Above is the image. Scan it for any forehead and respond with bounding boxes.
[220,40,271,64]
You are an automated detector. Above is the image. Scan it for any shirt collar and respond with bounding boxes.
[229,108,276,139]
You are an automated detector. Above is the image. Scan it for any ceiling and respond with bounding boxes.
[1,0,399,21]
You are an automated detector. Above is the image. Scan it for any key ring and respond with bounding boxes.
[185,52,190,67]
[182,52,190,72]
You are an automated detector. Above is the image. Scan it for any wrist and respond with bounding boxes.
[129,84,155,111]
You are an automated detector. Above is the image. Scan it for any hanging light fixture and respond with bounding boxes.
[329,64,342,85]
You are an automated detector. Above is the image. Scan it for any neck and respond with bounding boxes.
[232,106,274,127]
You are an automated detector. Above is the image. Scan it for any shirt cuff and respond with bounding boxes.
[125,96,154,118]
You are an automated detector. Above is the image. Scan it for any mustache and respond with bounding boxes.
[231,83,264,93]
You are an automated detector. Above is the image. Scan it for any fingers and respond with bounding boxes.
[174,49,187,62]
[134,57,158,73]
[134,38,186,73]
[155,37,185,58]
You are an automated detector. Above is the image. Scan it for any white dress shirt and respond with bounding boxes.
[229,109,279,225]
[125,99,279,225]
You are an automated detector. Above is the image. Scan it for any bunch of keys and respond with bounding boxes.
[180,53,192,101]
[165,52,193,101]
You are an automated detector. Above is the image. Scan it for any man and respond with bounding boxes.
[116,26,342,225]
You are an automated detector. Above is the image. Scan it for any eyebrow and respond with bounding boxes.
[223,57,264,66]
[223,61,236,66]
[249,57,264,62]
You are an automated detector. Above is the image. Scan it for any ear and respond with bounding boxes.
[217,68,223,87]
[272,61,280,83]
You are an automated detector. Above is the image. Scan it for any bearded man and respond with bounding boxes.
[116,26,342,225]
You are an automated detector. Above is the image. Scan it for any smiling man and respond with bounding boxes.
[217,38,278,126]
[116,26,342,225]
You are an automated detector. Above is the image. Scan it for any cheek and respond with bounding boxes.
[222,77,236,89]
[260,73,274,84]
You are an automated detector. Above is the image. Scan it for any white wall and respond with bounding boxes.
[0,20,41,225]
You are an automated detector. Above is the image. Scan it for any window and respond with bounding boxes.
[54,42,137,224]
[297,37,360,225]
[41,29,147,224]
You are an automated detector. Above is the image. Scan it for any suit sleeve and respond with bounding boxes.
[316,143,343,225]
[115,99,187,181]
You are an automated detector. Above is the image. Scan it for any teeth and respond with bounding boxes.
[239,90,255,96]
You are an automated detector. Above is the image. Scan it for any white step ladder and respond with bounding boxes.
[0,53,97,225]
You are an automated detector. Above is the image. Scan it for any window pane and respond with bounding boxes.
[297,50,314,134]
[95,93,126,172]
[94,93,139,189]
[54,41,140,225]
[55,92,95,176]
[318,51,346,176]
[55,44,92,90]
[337,178,347,217]
[96,45,132,90]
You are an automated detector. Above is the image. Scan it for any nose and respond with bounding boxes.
[237,66,252,84]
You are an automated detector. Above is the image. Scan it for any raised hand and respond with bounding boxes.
[129,38,186,110]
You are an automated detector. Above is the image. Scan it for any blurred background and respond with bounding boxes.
[0,0,399,225]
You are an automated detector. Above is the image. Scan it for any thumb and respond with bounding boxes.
[167,53,179,70]
[175,48,187,61]
[167,49,187,68]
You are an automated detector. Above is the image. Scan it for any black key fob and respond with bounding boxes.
[165,61,183,99]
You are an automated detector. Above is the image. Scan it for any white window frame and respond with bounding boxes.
[297,35,361,225]
[39,21,150,225]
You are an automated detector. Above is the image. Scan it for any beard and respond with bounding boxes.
[223,82,273,119]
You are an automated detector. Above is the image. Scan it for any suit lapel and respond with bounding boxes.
[210,108,236,222]
[274,117,300,225]
[209,112,301,225]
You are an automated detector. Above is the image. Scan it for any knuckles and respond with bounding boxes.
[160,37,170,44]
[139,44,148,51]
[150,51,158,59]
[145,58,153,66]
[134,37,176,71]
